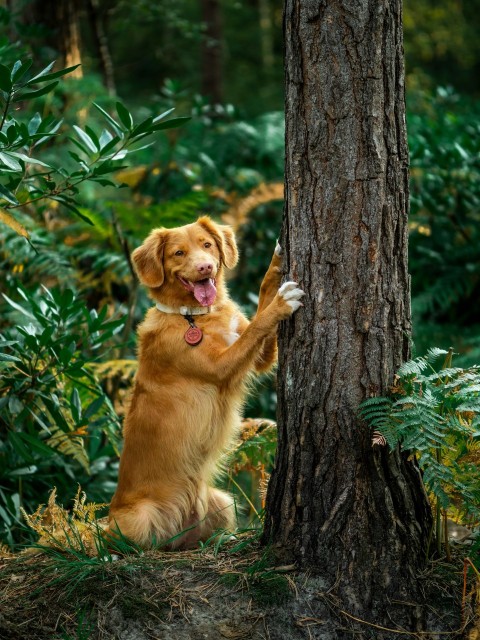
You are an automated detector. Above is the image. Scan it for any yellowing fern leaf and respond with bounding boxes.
[46,425,90,471]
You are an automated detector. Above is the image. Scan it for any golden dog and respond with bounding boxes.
[108,216,304,548]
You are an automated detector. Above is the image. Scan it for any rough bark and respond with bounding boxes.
[264,0,433,625]
[86,0,116,95]
[200,0,223,103]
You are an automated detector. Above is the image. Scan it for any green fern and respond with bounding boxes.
[360,348,480,526]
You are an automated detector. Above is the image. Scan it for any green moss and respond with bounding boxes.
[248,574,292,607]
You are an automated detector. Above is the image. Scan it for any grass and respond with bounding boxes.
[1,499,478,640]
[0,528,278,639]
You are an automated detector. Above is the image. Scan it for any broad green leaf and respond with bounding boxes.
[26,63,80,85]
[27,112,42,135]
[2,293,36,318]
[73,125,98,154]
[116,101,133,130]
[152,107,175,123]
[49,196,95,225]
[70,387,82,423]
[17,432,55,457]
[93,102,123,134]
[131,116,154,137]
[7,151,52,168]
[150,116,191,131]
[25,61,55,84]
[12,81,59,102]
[99,129,113,149]
[9,466,37,477]
[0,152,22,171]
[0,63,12,92]
[69,136,90,156]
[84,395,105,419]
[6,124,17,144]
[0,184,19,205]
[99,135,120,156]
[11,59,33,83]
[85,125,100,150]
[8,432,32,461]
[0,353,22,362]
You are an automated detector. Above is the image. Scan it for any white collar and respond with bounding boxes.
[155,301,211,316]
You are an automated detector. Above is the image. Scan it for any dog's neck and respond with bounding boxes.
[155,301,211,316]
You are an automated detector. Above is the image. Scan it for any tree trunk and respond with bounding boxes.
[200,0,223,103]
[20,0,83,78]
[259,0,274,75]
[264,0,433,626]
[86,0,116,95]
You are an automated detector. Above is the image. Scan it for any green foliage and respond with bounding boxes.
[0,56,190,238]
[407,89,480,363]
[0,287,124,546]
[360,348,480,522]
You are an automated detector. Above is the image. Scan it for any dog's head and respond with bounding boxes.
[132,216,238,307]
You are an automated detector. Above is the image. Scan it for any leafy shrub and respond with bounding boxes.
[360,348,480,550]
[408,89,480,360]
[0,286,126,546]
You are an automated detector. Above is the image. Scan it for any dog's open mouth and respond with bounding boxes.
[178,276,217,306]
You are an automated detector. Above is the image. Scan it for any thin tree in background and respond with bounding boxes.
[86,0,116,95]
[12,0,83,78]
[200,0,223,103]
[264,0,433,627]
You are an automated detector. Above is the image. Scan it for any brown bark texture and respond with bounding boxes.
[264,0,433,621]
[21,0,83,78]
[86,0,116,95]
[200,0,223,103]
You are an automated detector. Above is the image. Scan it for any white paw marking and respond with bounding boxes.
[275,241,282,256]
[278,281,305,311]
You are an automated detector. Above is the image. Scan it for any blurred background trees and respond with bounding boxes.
[1,0,479,548]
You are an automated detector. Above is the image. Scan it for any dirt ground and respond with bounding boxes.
[0,537,477,640]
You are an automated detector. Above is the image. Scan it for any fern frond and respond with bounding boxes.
[90,358,137,379]
[46,425,89,471]
[425,347,449,362]
[397,357,429,377]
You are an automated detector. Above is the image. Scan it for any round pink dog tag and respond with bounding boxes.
[184,326,203,346]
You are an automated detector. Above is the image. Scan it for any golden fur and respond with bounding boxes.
[108,216,303,548]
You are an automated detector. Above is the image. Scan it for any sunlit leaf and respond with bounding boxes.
[26,63,80,85]
[11,59,33,83]
[73,125,98,154]
[152,107,175,123]
[92,102,123,135]
[0,184,19,205]
[0,151,22,171]
[0,208,29,237]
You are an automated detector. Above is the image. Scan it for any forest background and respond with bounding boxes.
[0,0,480,551]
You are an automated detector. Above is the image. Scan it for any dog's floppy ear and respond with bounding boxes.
[131,229,167,288]
[197,216,239,269]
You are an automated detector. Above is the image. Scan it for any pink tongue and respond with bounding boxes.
[193,279,217,306]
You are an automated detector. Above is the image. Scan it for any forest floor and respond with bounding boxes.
[0,534,478,640]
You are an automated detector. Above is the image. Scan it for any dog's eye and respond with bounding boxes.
[175,250,184,256]
[204,242,211,249]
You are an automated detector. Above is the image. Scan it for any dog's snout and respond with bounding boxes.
[197,262,213,275]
